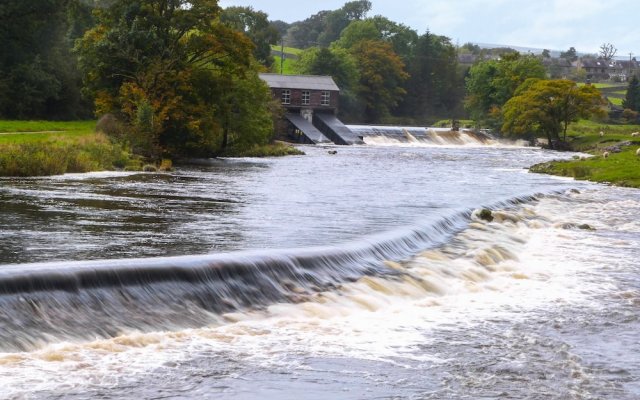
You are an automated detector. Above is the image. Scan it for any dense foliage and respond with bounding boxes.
[0,0,90,119]
[465,53,546,128]
[76,0,274,158]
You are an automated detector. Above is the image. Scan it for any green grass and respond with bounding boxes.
[271,56,297,74]
[529,120,640,187]
[0,120,96,144]
[0,120,138,176]
[270,45,303,56]
[578,82,624,89]
[608,97,624,106]
[0,120,95,133]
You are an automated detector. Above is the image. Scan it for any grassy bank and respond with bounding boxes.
[0,121,138,177]
[529,120,640,188]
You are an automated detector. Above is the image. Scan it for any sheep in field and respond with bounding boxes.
[632,132,640,137]
[636,148,640,156]
[599,131,605,137]
[603,151,610,158]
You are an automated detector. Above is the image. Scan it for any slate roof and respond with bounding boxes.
[259,73,340,91]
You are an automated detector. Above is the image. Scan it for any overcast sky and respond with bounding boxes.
[218,0,640,56]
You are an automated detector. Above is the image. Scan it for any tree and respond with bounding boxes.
[333,17,417,61]
[293,47,360,120]
[560,47,578,63]
[623,75,640,111]
[333,19,379,49]
[220,6,280,67]
[502,79,606,147]
[342,0,372,20]
[401,31,462,119]
[76,0,274,158]
[541,49,551,58]
[349,40,408,122]
[465,53,546,127]
[0,0,87,119]
[284,1,372,48]
[599,43,617,61]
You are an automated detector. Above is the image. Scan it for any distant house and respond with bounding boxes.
[578,58,640,81]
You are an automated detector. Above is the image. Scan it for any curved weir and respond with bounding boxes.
[0,195,540,352]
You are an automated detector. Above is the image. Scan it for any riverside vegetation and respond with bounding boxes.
[0,121,138,176]
[529,120,640,188]
[0,121,303,176]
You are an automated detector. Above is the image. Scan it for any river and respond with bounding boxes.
[0,134,638,399]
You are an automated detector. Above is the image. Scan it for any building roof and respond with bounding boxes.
[259,73,340,91]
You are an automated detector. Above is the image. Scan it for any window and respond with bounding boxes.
[321,91,330,106]
[301,90,310,105]
[281,89,291,105]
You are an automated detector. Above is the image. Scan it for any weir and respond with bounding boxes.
[313,113,365,145]
[348,125,496,146]
[0,210,474,352]
[284,113,332,144]
[0,193,545,352]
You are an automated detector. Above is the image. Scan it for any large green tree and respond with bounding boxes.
[400,31,462,120]
[76,0,274,158]
[502,79,606,147]
[465,53,546,127]
[349,40,409,123]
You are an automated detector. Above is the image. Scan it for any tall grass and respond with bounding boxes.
[0,133,136,177]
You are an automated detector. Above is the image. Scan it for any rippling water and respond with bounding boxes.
[0,142,638,399]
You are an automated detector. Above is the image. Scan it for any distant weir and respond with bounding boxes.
[348,125,496,146]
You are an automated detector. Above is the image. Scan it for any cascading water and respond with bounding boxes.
[1,143,638,399]
[347,125,498,146]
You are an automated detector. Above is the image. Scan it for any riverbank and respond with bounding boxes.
[0,121,304,177]
[529,121,640,188]
[0,121,140,177]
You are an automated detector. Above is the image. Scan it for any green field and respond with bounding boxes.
[270,45,303,56]
[271,56,297,74]
[0,120,96,144]
[530,120,640,187]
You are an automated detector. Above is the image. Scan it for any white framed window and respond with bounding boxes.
[321,91,330,106]
[281,89,291,104]
[302,90,310,105]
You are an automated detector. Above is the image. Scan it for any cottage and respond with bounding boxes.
[259,73,362,145]
[259,73,339,115]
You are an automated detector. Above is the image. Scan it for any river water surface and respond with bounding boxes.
[0,139,638,399]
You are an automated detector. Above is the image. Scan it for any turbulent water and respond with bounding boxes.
[0,136,639,399]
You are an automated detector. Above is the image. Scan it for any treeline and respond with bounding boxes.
[271,1,465,123]
[0,0,93,119]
